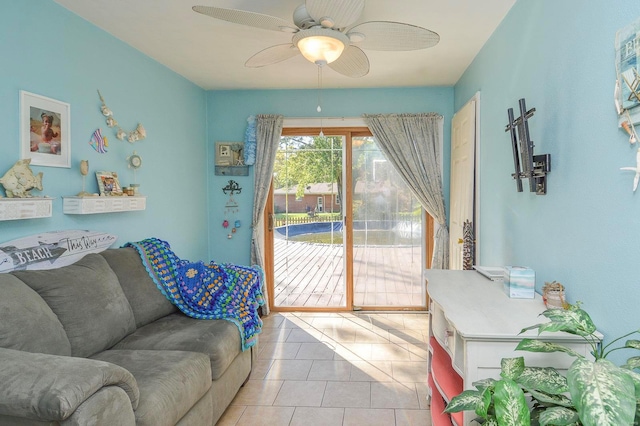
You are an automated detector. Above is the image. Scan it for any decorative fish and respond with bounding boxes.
[89,128,108,153]
[0,159,43,198]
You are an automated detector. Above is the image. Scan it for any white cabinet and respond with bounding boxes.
[0,197,53,221]
[425,270,599,426]
[63,196,146,214]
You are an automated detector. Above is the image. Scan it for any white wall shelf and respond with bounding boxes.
[0,197,53,221]
[63,196,146,215]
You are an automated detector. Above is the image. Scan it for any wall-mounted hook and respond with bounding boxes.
[222,180,242,195]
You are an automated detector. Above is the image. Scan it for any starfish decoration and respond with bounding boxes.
[620,148,640,192]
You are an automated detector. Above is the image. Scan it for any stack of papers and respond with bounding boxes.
[473,266,505,281]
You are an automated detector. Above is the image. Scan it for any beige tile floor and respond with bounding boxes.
[217,312,432,426]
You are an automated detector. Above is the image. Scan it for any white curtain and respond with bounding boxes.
[250,114,284,315]
[363,113,449,269]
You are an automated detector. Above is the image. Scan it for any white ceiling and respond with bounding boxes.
[53,0,515,90]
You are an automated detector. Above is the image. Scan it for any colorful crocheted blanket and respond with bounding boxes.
[125,238,264,351]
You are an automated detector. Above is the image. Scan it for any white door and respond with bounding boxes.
[449,99,477,270]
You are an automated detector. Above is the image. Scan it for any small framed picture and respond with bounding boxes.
[95,171,123,196]
[215,141,244,166]
[20,90,71,168]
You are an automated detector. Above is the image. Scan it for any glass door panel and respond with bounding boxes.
[272,135,346,309]
[351,137,425,308]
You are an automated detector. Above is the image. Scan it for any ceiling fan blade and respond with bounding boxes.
[305,0,364,29]
[348,21,440,51]
[192,6,299,33]
[245,44,300,68]
[328,46,369,78]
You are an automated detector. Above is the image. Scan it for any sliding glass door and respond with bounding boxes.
[266,128,426,311]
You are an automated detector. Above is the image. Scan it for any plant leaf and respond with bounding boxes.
[484,417,499,426]
[516,338,582,358]
[518,308,597,337]
[517,366,569,394]
[623,368,640,397]
[493,378,530,426]
[476,387,492,418]
[542,308,596,336]
[472,377,498,392]
[528,388,574,408]
[567,358,636,426]
[623,356,640,370]
[444,389,482,413]
[626,339,640,350]
[501,357,525,380]
[538,406,580,426]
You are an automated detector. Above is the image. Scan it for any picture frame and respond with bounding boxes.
[20,90,71,168]
[215,141,244,166]
[95,171,123,196]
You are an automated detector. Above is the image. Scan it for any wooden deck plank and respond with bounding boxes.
[273,239,424,309]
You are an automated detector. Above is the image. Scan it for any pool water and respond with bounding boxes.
[288,230,420,246]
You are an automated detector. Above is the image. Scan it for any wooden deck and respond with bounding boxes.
[273,239,425,309]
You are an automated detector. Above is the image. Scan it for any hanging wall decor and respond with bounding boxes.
[89,128,108,153]
[244,115,257,165]
[615,18,640,191]
[222,180,242,239]
[20,91,71,168]
[97,90,146,143]
[615,18,640,124]
[620,148,640,192]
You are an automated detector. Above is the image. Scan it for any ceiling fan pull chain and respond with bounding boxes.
[317,65,325,137]
[317,64,322,113]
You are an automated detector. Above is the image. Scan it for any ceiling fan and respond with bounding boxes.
[192,0,440,78]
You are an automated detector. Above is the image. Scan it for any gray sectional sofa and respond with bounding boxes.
[0,247,256,425]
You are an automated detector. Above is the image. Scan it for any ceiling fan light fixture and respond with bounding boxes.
[293,27,349,65]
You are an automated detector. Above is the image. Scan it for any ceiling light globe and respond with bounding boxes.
[293,28,349,65]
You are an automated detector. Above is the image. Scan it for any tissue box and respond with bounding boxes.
[503,266,535,298]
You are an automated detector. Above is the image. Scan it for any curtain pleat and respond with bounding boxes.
[363,113,449,269]
[250,114,284,315]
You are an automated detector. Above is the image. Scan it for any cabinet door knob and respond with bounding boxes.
[457,238,464,244]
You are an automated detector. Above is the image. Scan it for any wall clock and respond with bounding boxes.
[127,151,142,169]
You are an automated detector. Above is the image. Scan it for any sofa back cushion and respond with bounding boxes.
[0,273,71,355]
[12,254,136,357]
[100,247,177,328]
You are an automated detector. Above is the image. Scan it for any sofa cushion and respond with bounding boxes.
[12,254,136,357]
[0,274,71,356]
[0,347,139,421]
[91,350,211,426]
[113,314,241,380]
[100,247,178,328]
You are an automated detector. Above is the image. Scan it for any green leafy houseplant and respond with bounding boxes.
[444,303,640,426]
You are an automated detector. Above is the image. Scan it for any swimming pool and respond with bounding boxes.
[275,221,421,246]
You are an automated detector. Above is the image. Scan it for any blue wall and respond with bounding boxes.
[206,87,453,265]
[0,1,209,259]
[455,1,640,361]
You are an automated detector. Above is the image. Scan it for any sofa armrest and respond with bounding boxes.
[0,347,139,422]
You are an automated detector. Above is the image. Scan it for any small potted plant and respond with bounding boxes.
[444,303,640,425]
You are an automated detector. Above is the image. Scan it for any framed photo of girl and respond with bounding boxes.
[20,90,71,168]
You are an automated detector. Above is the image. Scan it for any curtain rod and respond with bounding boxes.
[283,117,366,127]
